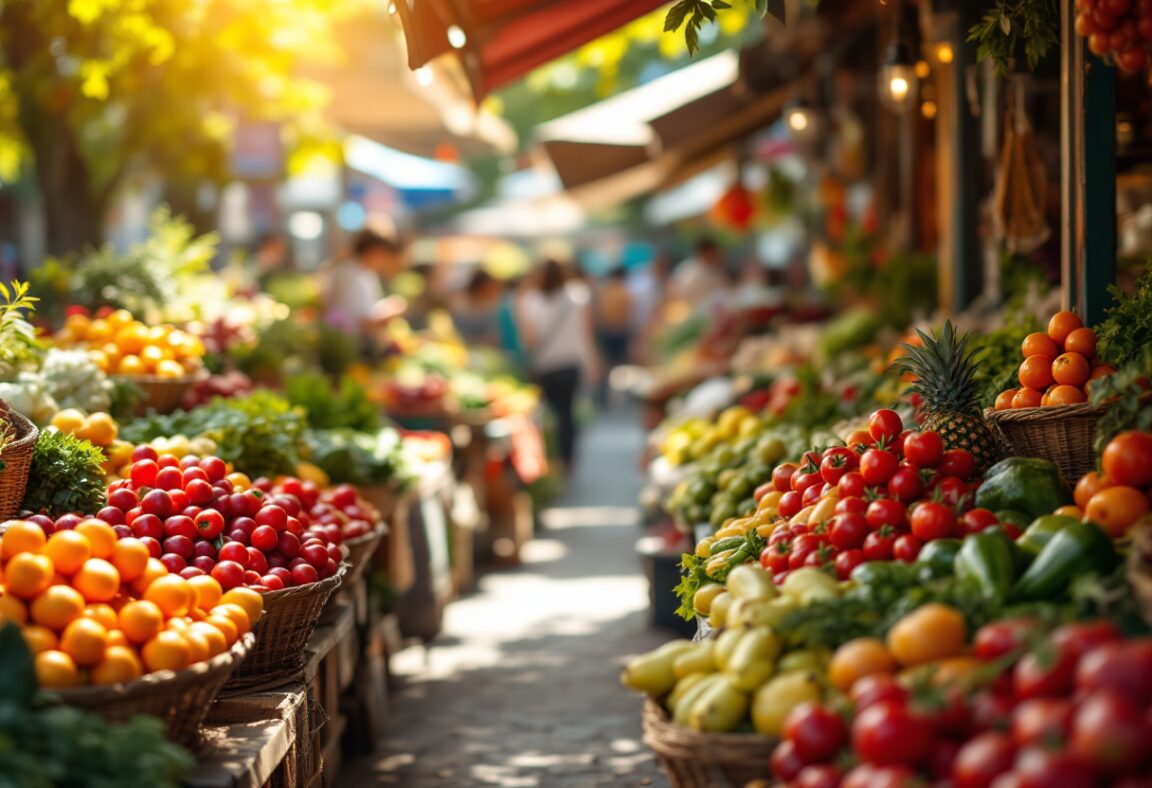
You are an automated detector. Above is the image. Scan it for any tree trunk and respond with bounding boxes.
[29,113,108,258]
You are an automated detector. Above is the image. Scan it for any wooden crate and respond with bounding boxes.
[303,601,358,785]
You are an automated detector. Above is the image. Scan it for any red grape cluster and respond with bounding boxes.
[1075,0,1152,74]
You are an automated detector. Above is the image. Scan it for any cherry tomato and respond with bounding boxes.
[863,528,896,561]
[926,738,961,780]
[250,525,279,552]
[784,703,847,762]
[130,459,159,488]
[834,548,865,580]
[935,476,971,507]
[868,409,904,444]
[1069,689,1149,774]
[887,467,924,503]
[1102,431,1152,489]
[761,543,790,574]
[850,673,909,711]
[773,463,798,492]
[974,618,1040,661]
[769,740,806,782]
[211,560,246,590]
[970,689,1016,733]
[866,499,907,530]
[1051,620,1122,660]
[793,469,824,495]
[910,501,956,541]
[194,509,225,540]
[1011,698,1073,748]
[838,471,867,499]
[851,700,930,766]
[903,431,944,467]
[1013,746,1098,788]
[794,765,843,788]
[892,534,922,563]
[753,482,775,503]
[952,731,1016,788]
[939,449,976,480]
[801,482,824,507]
[1075,640,1152,705]
[1014,648,1077,699]
[820,453,853,486]
[829,512,868,549]
[859,448,899,486]
[835,496,868,516]
[841,764,920,788]
[961,508,999,537]
[778,491,803,519]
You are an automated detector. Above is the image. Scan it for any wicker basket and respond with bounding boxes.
[53,631,253,748]
[342,525,385,586]
[117,370,208,415]
[221,563,346,695]
[1127,516,1152,627]
[0,412,38,520]
[641,698,776,788]
[985,403,1103,481]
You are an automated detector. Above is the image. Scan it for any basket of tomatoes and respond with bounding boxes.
[986,311,1114,481]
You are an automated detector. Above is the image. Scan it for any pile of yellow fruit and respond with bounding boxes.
[50,409,119,448]
[0,519,261,688]
[55,310,205,378]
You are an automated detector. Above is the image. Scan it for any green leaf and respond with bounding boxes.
[0,623,36,707]
[712,0,731,9]
[663,0,693,32]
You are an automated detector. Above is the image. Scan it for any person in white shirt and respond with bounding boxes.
[516,259,600,471]
[666,237,729,312]
[322,229,405,352]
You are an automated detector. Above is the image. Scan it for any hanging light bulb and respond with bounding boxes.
[784,95,818,141]
[878,17,919,114]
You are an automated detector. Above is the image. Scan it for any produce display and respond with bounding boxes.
[993,311,1113,409]
[1074,0,1152,75]
[55,308,206,378]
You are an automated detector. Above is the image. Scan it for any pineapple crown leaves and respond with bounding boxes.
[890,321,983,416]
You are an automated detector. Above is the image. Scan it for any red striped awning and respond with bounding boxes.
[395,0,667,99]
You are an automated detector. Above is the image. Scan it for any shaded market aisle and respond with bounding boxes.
[339,407,670,787]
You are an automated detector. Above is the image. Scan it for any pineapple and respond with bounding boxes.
[892,321,1003,473]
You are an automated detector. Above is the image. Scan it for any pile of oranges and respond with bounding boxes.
[50,408,119,449]
[55,309,205,379]
[0,518,261,689]
[994,311,1114,410]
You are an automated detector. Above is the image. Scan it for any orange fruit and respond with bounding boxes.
[35,649,81,688]
[190,621,228,657]
[74,519,117,558]
[1047,384,1087,406]
[887,603,967,667]
[3,553,54,599]
[118,600,165,644]
[155,359,186,378]
[42,531,92,575]
[1047,310,1083,345]
[0,594,27,624]
[141,630,191,673]
[22,624,58,654]
[86,319,112,343]
[88,350,110,373]
[1075,471,1112,510]
[220,587,263,624]
[114,324,148,355]
[73,558,120,603]
[1021,332,1059,360]
[105,629,129,648]
[111,538,149,582]
[183,628,210,664]
[928,656,984,688]
[1018,355,1054,390]
[117,355,145,376]
[82,602,119,630]
[225,472,251,491]
[144,575,193,617]
[1086,486,1151,537]
[51,408,87,434]
[187,575,222,612]
[165,616,190,633]
[130,558,168,596]
[60,617,108,666]
[1090,364,1116,379]
[828,638,897,691]
[0,520,46,559]
[1012,388,1043,409]
[204,614,239,647]
[1055,505,1084,518]
[994,389,1017,411]
[1063,327,1097,358]
[1052,353,1090,387]
[107,309,133,328]
[30,585,85,631]
[91,644,143,685]
[210,603,251,635]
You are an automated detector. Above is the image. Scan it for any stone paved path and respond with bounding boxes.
[338,408,671,787]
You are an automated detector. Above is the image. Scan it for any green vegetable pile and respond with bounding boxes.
[305,427,411,488]
[0,623,195,788]
[285,373,381,432]
[122,391,306,478]
[22,430,108,517]
[1095,260,1152,369]
[969,311,1043,408]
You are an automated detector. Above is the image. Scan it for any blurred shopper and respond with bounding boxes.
[627,251,670,364]
[252,232,291,290]
[453,267,504,348]
[517,260,599,472]
[667,237,728,311]
[321,228,405,353]
[593,267,633,407]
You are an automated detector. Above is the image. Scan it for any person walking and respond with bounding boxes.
[516,260,599,474]
[452,268,504,348]
[320,228,406,356]
[593,266,633,407]
[666,236,728,312]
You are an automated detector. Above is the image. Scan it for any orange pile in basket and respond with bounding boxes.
[54,308,205,378]
[994,311,1115,410]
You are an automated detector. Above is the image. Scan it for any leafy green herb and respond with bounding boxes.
[968,0,1059,75]
[969,311,1042,408]
[1090,346,1152,458]
[22,430,107,516]
[673,552,708,621]
[306,427,410,488]
[285,373,381,432]
[1095,260,1152,368]
[0,623,194,788]
[0,280,44,379]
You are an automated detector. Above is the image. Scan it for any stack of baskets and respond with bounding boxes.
[985,403,1103,480]
[641,698,776,788]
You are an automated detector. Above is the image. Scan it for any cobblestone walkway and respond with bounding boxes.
[339,409,670,787]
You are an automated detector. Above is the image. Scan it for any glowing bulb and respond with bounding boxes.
[447,25,467,49]
[888,75,910,102]
[921,100,937,119]
[915,59,930,79]
[788,111,809,132]
[935,42,954,64]
[415,67,433,86]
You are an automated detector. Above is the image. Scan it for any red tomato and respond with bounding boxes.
[910,501,957,541]
[887,468,924,503]
[778,492,803,519]
[753,482,774,503]
[1069,689,1149,774]
[794,765,843,788]
[952,731,1016,788]
[769,740,806,782]
[1101,431,1152,488]
[961,508,999,537]
[130,459,159,488]
[801,483,824,507]
[820,454,852,486]
[970,689,1016,733]
[935,476,971,507]
[892,534,923,563]
[829,513,868,550]
[903,431,944,467]
[1051,620,1122,660]
[784,703,847,762]
[851,700,931,766]
[793,469,824,495]
[841,764,919,788]
[773,463,799,492]
[1013,648,1077,699]
[939,449,976,480]
[850,673,910,711]
[1011,698,1073,747]
[868,409,904,443]
[835,496,868,516]
[866,499,907,530]
[761,543,790,574]
[973,618,1040,661]
[863,528,896,561]
[860,449,899,486]
[1075,640,1152,704]
[211,560,246,590]
[194,509,225,540]
[1013,746,1098,788]
[838,471,866,498]
[834,549,865,580]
